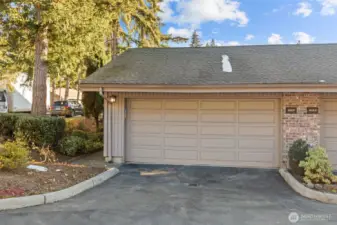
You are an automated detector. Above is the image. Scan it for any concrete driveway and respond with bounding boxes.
[1,164,337,225]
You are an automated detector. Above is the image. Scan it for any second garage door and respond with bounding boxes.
[321,99,337,169]
[126,99,280,168]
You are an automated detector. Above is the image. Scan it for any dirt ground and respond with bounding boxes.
[0,163,105,199]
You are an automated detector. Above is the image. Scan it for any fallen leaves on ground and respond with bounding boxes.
[0,163,105,199]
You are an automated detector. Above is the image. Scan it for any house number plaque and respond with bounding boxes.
[307,107,319,114]
[286,107,297,114]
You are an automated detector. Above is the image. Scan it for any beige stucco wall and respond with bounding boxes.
[103,92,336,167]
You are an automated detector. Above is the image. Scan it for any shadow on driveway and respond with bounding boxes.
[1,164,337,225]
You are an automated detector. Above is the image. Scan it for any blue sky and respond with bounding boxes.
[158,0,337,47]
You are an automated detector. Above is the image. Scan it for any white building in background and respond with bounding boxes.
[0,74,50,113]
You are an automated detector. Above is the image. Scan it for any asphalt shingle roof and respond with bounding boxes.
[82,44,337,85]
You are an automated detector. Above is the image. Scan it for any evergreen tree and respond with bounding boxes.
[0,0,109,115]
[1,0,187,115]
[190,30,202,47]
[210,39,216,47]
[82,58,104,132]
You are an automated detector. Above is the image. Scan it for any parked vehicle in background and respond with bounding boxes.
[51,100,84,117]
[0,90,8,113]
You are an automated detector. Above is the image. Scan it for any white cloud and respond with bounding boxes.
[203,40,240,46]
[245,34,255,41]
[158,0,177,22]
[225,41,240,46]
[268,33,283,44]
[167,27,193,38]
[293,32,315,44]
[294,2,313,17]
[319,0,337,15]
[158,0,249,27]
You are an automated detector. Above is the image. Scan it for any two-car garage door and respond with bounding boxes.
[126,99,280,168]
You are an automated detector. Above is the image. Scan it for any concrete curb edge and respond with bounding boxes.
[0,167,119,211]
[279,168,337,204]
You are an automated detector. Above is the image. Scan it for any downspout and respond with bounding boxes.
[99,87,116,103]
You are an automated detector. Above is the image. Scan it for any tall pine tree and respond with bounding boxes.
[0,0,109,114]
[210,39,216,47]
[190,30,202,47]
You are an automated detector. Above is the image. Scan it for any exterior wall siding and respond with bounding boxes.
[102,92,335,167]
[104,92,125,162]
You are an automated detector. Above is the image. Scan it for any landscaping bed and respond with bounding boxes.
[0,163,105,199]
[0,114,106,200]
[287,139,337,195]
[290,170,337,194]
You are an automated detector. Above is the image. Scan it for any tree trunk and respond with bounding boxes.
[58,80,61,100]
[95,115,99,132]
[51,80,55,106]
[76,68,81,102]
[111,23,118,60]
[64,77,69,100]
[140,27,146,47]
[31,7,48,116]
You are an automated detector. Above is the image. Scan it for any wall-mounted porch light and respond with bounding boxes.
[109,96,116,103]
[99,87,116,104]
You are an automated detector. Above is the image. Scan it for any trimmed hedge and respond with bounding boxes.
[84,140,103,154]
[0,113,20,138]
[15,116,66,147]
[58,130,104,156]
[59,136,85,156]
[0,113,103,157]
[71,130,88,139]
[0,114,66,148]
[87,132,103,142]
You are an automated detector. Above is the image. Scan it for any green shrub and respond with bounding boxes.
[87,132,103,142]
[65,117,94,133]
[299,147,337,184]
[288,139,310,175]
[84,140,103,154]
[59,136,85,156]
[0,141,30,170]
[77,120,87,131]
[65,118,78,134]
[0,113,20,138]
[72,130,88,139]
[15,116,65,147]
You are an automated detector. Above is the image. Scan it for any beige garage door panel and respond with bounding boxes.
[200,100,236,110]
[238,152,273,162]
[130,100,162,109]
[128,149,162,159]
[200,151,237,161]
[164,125,198,135]
[238,126,276,136]
[131,123,162,134]
[200,125,236,136]
[165,150,198,160]
[164,100,198,110]
[200,112,236,123]
[321,100,337,168]
[127,99,279,168]
[130,110,162,121]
